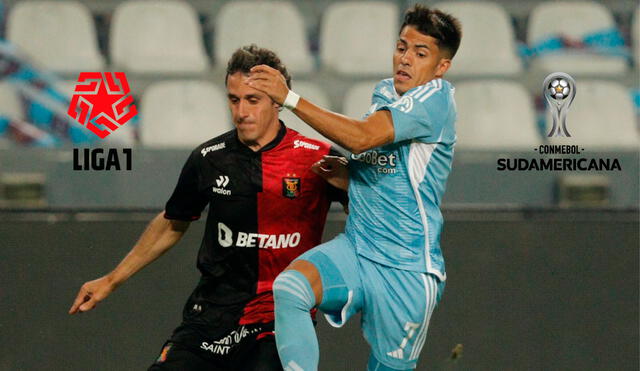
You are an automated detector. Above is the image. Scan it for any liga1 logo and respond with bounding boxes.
[67,72,137,138]
[67,72,137,171]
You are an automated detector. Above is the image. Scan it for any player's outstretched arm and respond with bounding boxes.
[68,211,190,314]
[246,65,395,154]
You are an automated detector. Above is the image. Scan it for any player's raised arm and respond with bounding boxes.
[68,211,190,314]
[245,65,395,154]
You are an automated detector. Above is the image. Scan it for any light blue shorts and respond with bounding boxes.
[295,233,445,370]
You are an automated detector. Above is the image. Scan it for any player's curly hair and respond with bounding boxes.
[401,5,462,59]
[225,44,292,88]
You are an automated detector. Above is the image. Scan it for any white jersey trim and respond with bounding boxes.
[410,274,438,360]
[323,290,354,328]
[408,140,446,281]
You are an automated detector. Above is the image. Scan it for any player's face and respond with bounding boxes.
[227,72,281,147]
[393,26,451,96]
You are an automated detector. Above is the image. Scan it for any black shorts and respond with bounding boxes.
[148,324,282,371]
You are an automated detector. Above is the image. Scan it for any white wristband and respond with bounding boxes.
[283,90,300,111]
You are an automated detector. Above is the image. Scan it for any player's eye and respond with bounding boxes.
[249,98,260,104]
[229,98,239,104]
[418,53,426,58]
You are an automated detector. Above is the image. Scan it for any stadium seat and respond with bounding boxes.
[6,1,104,73]
[342,81,378,119]
[527,1,628,76]
[320,2,398,75]
[214,1,313,74]
[545,81,639,149]
[434,2,522,77]
[110,0,209,74]
[633,6,640,66]
[140,80,231,148]
[280,82,335,144]
[454,80,541,150]
[0,82,23,120]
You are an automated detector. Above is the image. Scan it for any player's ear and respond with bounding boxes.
[435,58,451,78]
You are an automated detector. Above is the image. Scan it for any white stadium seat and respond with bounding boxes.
[633,6,640,66]
[454,81,541,150]
[0,83,23,121]
[6,1,104,73]
[434,2,522,77]
[214,1,313,74]
[527,1,628,76]
[545,81,639,149]
[140,81,231,148]
[110,0,209,74]
[342,81,378,119]
[280,82,335,144]
[320,2,398,75]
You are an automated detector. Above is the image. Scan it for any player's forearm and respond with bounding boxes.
[293,98,392,154]
[107,212,189,287]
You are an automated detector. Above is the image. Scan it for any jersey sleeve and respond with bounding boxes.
[164,151,209,221]
[363,79,396,119]
[377,83,449,143]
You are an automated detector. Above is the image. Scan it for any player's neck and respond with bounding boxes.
[241,118,281,152]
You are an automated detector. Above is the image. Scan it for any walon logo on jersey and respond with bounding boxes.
[69,72,137,171]
[212,175,231,196]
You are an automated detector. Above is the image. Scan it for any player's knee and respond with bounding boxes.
[286,259,323,303]
[273,269,316,311]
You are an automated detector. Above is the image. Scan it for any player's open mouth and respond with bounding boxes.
[396,70,411,82]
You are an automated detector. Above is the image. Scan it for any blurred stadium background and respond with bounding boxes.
[0,0,638,370]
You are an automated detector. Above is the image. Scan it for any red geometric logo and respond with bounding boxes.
[67,72,138,139]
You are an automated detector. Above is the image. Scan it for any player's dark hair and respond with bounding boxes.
[225,44,292,88]
[400,5,462,59]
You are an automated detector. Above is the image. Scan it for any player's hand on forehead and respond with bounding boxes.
[245,65,289,106]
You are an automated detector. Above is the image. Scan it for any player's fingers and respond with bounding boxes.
[78,296,99,312]
[250,64,276,75]
[312,161,332,174]
[69,289,89,314]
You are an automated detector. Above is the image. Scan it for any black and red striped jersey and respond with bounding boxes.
[164,123,344,327]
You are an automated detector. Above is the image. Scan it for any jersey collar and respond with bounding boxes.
[234,120,287,153]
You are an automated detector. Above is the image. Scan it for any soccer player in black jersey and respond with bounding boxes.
[69,45,347,370]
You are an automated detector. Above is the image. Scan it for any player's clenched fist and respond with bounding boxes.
[68,275,116,314]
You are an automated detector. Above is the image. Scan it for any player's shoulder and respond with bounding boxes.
[283,127,333,154]
[373,78,398,101]
[190,129,237,160]
[405,79,453,105]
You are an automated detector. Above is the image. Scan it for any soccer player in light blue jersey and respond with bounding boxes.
[246,5,462,370]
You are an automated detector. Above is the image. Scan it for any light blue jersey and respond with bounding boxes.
[344,78,457,279]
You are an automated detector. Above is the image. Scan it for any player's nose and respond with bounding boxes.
[237,100,250,118]
[400,52,412,66]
